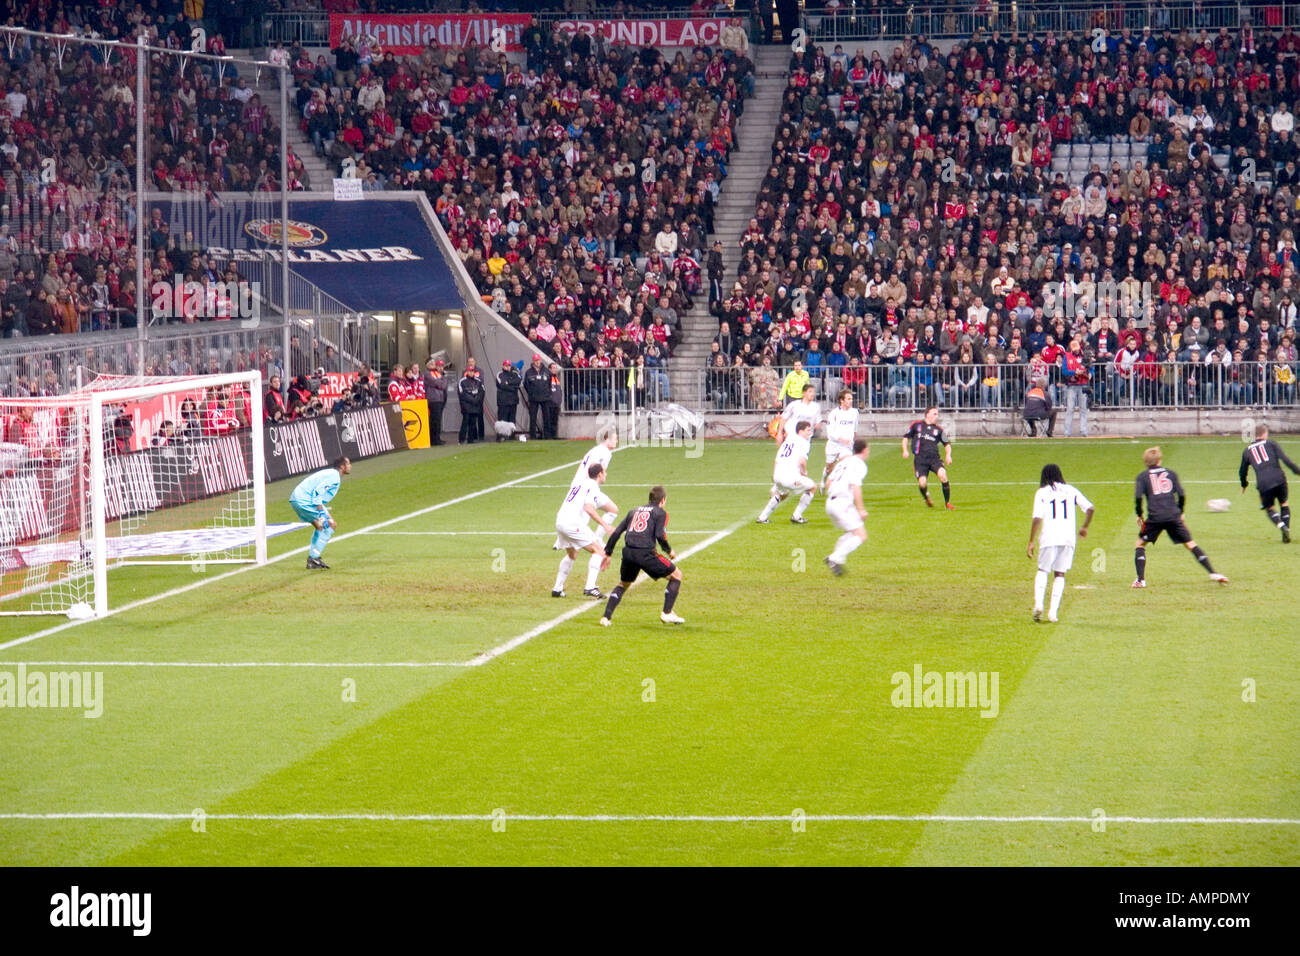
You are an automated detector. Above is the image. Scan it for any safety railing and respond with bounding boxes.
[693,360,1300,413]
[803,2,1297,43]
[560,364,674,412]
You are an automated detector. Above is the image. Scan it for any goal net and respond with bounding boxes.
[0,371,266,617]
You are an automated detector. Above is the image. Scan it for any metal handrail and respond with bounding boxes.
[691,359,1300,413]
[802,2,1298,44]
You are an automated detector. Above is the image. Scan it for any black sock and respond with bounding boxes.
[663,577,681,613]
[1135,548,1146,582]
[1283,505,1291,529]
[603,585,625,619]
[918,484,929,500]
[1191,546,1215,574]
[1267,508,1282,528]
[942,482,951,504]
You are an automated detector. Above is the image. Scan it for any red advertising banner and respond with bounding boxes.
[329,13,531,54]
[319,372,358,413]
[553,18,731,47]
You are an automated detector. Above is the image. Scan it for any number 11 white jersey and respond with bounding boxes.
[1032,482,1094,548]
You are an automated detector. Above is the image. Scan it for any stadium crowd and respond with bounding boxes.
[0,1,291,341]
[705,21,1300,412]
[297,12,751,401]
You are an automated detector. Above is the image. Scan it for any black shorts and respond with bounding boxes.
[1259,481,1289,511]
[620,548,676,583]
[914,456,943,478]
[1140,518,1193,545]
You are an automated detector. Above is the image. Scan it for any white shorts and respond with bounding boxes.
[1037,545,1075,574]
[825,442,852,466]
[826,497,864,532]
[554,522,597,551]
[773,472,816,496]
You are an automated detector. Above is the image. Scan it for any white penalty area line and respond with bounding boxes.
[465,518,747,667]
[0,812,1294,825]
[0,454,605,654]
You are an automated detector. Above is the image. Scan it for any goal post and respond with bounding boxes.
[1,371,267,618]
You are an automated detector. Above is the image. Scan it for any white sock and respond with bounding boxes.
[759,496,781,520]
[585,543,604,591]
[830,533,862,564]
[554,555,574,592]
[792,491,814,518]
[1049,576,1066,618]
[1033,569,1048,610]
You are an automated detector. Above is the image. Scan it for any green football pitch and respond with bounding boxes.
[1,434,1297,865]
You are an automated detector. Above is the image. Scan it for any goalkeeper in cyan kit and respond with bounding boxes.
[289,456,352,569]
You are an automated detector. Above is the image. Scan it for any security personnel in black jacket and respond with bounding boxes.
[496,361,522,436]
[457,367,485,444]
[523,354,550,439]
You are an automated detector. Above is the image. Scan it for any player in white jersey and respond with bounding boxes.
[779,383,821,442]
[564,428,619,597]
[821,388,860,490]
[757,420,817,523]
[1026,463,1095,622]
[553,462,613,597]
[824,437,870,575]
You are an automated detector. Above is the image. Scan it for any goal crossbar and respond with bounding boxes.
[1,371,266,618]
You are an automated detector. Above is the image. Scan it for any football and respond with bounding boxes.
[1206,499,1233,512]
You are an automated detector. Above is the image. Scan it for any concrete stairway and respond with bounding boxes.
[670,44,787,405]
[245,63,334,191]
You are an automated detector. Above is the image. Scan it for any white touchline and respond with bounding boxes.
[0,453,606,653]
[464,518,747,667]
[0,812,1295,824]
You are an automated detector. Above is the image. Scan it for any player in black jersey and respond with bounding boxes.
[1239,425,1299,543]
[1133,447,1228,588]
[599,485,685,626]
[902,406,955,509]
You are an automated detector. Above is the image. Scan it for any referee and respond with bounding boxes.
[1240,425,1300,543]
[598,486,686,626]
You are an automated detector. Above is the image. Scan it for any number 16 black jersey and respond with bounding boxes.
[1135,467,1185,522]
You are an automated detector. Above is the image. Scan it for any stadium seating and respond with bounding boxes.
[0,4,273,342]
[709,24,1300,410]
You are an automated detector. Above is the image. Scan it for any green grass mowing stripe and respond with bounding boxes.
[4,437,1294,865]
[3,812,1297,823]
[0,520,743,669]
[0,449,598,654]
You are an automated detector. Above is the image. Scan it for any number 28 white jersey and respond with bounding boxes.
[827,455,867,499]
[1032,482,1094,548]
[825,406,859,447]
[774,433,811,478]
